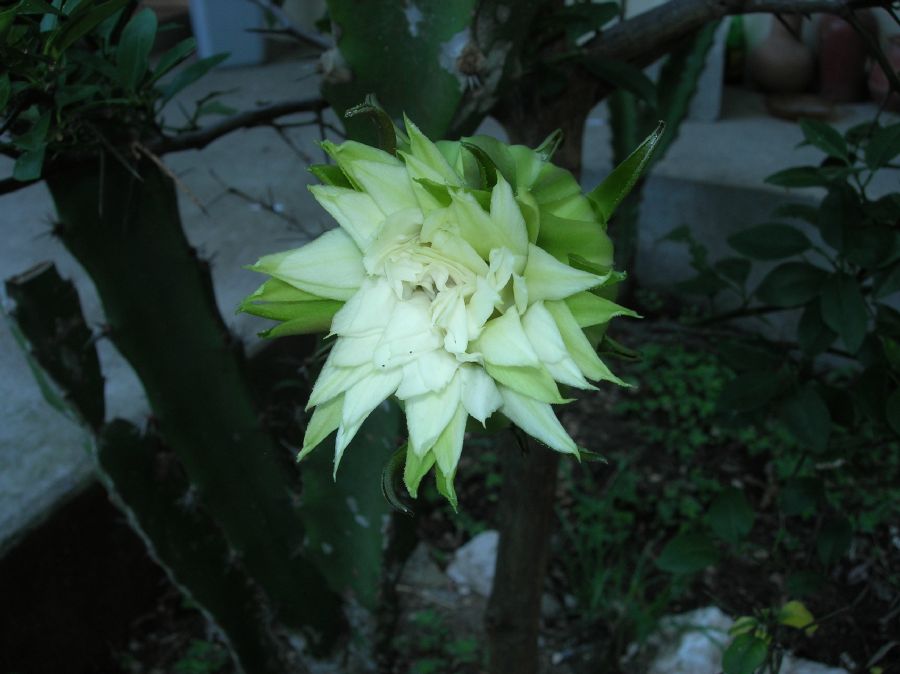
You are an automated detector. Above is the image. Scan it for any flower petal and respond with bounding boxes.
[431,403,467,477]
[331,278,397,337]
[250,228,364,301]
[523,243,604,302]
[406,372,462,457]
[308,184,384,249]
[396,349,460,399]
[522,301,594,389]
[475,308,540,368]
[460,364,502,424]
[490,174,529,258]
[298,394,343,461]
[499,386,578,455]
[352,160,420,214]
[334,368,402,475]
[544,300,628,386]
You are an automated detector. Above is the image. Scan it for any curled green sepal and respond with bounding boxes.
[382,443,414,515]
[587,121,665,223]
[345,94,398,156]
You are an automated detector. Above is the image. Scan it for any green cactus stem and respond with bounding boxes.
[45,155,343,644]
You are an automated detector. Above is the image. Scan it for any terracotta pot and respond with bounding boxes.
[869,36,900,112]
[748,15,815,94]
[818,12,877,102]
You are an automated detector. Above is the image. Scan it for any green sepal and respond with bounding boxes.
[484,363,569,404]
[434,465,458,512]
[537,212,614,267]
[309,163,353,188]
[382,444,414,514]
[587,121,665,222]
[459,134,517,189]
[565,291,640,328]
[257,303,342,338]
[344,94,398,155]
[403,444,436,499]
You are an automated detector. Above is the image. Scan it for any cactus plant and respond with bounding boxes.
[5,262,289,673]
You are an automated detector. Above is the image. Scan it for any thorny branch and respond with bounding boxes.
[243,0,332,51]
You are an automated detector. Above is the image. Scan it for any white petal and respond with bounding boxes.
[396,350,460,399]
[330,278,397,337]
[513,274,528,315]
[432,288,469,355]
[307,351,371,408]
[363,208,424,275]
[499,386,578,455]
[334,368,402,475]
[406,372,462,456]
[523,243,602,302]
[475,308,540,368]
[544,300,627,386]
[251,228,364,301]
[429,228,489,276]
[521,301,594,389]
[460,364,502,424]
[467,276,501,337]
[431,404,468,477]
[329,333,381,367]
[308,185,384,249]
[298,394,343,461]
[351,160,419,214]
[373,293,442,369]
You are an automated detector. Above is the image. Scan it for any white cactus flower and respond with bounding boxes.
[241,115,641,507]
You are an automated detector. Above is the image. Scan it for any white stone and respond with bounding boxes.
[446,529,499,597]
[643,606,849,674]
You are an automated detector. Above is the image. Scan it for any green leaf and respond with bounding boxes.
[780,386,831,452]
[13,112,50,151]
[719,371,781,413]
[588,122,665,223]
[799,119,848,162]
[707,488,755,545]
[778,600,816,634]
[723,634,768,674]
[116,7,157,90]
[714,257,751,285]
[656,531,720,574]
[765,166,848,188]
[728,223,811,260]
[47,0,129,55]
[583,56,658,107]
[820,273,868,353]
[797,302,835,356]
[844,226,897,270]
[754,262,827,308]
[13,147,45,181]
[781,477,824,517]
[160,53,229,106]
[816,516,852,565]
[149,37,197,84]
[817,184,860,250]
[886,388,900,436]
[0,73,10,113]
[865,123,900,169]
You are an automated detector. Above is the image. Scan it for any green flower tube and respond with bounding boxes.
[242,115,647,505]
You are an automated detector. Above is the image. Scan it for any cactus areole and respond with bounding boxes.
[242,113,657,507]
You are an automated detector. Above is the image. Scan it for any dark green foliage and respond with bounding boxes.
[669,117,900,451]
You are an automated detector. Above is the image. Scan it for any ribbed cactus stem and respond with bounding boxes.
[45,156,343,643]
